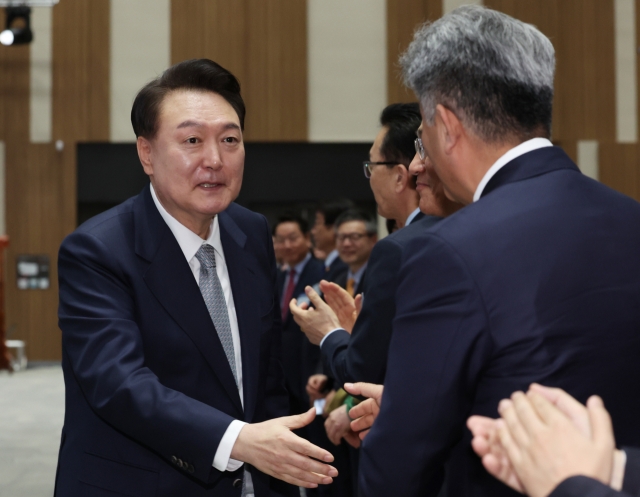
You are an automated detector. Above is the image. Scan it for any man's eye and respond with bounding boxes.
[224,136,238,143]
[187,137,198,144]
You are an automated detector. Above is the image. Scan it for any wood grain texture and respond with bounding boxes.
[0,0,110,361]
[386,0,442,104]
[599,143,639,199]
[171,0,307,140]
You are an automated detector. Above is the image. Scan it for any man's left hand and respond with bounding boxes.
[325,404,360,448]
[290,286,341,345]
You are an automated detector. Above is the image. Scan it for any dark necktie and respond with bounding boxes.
[195,244,238,387]
[281,268,297,322]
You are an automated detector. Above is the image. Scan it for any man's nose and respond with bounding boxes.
[408,154,424,175]
[203,141,223,169]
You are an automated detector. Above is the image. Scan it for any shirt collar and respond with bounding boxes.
[324,249,339,268]
[150,184,222,262]
[473,138,553,202]
[347,262,367,285]
[405,207,421,226]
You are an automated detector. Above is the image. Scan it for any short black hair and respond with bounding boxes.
[317,199,354,226]
[334,209,377,235]
[274,213,309,236]
[131,58,246,139]
[379,103,422,166]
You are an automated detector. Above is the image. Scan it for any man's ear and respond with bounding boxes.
[434,104,462,155]
[394,164,410,193]
[137,136,154,176]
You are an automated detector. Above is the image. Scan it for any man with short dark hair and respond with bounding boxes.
[358,6,640,497]
[311,200,352,282]
[332,210,377,297]
[55,59,336,497]
[274,215,324,417]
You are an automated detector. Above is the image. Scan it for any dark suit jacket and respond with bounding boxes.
[324,254,348,284]
[277,256,325,414]
[550,448,640,497]
[55,186,294,497]
[359,147,640,497]
[321,214,441,386]
[333,267,367,296]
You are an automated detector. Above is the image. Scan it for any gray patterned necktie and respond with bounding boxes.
[195,244,238,387]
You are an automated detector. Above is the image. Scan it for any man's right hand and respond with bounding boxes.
[344,382,383,439]
[231,408,338,488]
[319,280,362,333]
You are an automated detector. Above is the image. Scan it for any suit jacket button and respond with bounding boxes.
[188,464,195,474]
[178,458,184,468]
[171,456,177,465]
[233,478,242,488]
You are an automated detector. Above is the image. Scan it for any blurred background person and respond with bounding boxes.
[311,199,354,282]
[332,210,377,297]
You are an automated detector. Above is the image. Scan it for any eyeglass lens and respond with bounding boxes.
[414,138,425,160]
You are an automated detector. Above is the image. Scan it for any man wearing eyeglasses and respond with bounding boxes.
[332,210,378,297]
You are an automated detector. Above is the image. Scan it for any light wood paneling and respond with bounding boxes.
[0,0,110,361]
[171,0,307,141]
[599,143,640,199]
[386,0,442,104]
[485,0,616,143]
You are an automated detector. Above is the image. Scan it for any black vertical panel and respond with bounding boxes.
[77,142,376,227]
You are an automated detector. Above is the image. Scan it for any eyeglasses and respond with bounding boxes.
[414,137,426,160]
[336,232,372,243]
[362,161,397,179]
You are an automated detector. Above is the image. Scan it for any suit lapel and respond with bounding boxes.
[482,146,580,198]
[136,188,243,414]
[219,210,260,423]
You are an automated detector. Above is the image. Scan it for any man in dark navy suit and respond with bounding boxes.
[54,59,337,497]
[274,215,325,416]
[311,200,352,283]
[354,5,640,497]
[292,103,462,391]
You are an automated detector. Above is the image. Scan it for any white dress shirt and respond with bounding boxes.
[473,137,553,202]
[150,186,249,479]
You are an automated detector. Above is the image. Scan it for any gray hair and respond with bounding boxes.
[401,5,555,142]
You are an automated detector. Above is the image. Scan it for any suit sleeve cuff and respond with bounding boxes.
[320,328,344,348]
[212,420,247,471]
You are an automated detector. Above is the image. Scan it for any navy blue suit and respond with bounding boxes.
[550,447,640,497]
[277,257,325,415]
[322,214,441,386]
[359,147,640,496]
[55,186,294,497]
[324,255,348,284]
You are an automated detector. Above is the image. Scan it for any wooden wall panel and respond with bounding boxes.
[171,0,307,141]
[485,0,616,143]
[386,0,442,104]
[0,0,110,361]
[599,143,640,199]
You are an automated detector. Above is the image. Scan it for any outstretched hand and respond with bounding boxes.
[231,408,338,489]
[343,382,383,439]
[319,280,362,333]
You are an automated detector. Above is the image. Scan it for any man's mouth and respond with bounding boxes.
[199,182,223,189]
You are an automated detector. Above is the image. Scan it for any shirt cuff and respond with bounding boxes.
[212,420,247,471]
[320,328,344,348]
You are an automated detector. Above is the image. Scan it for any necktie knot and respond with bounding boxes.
[196,244,216,269]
